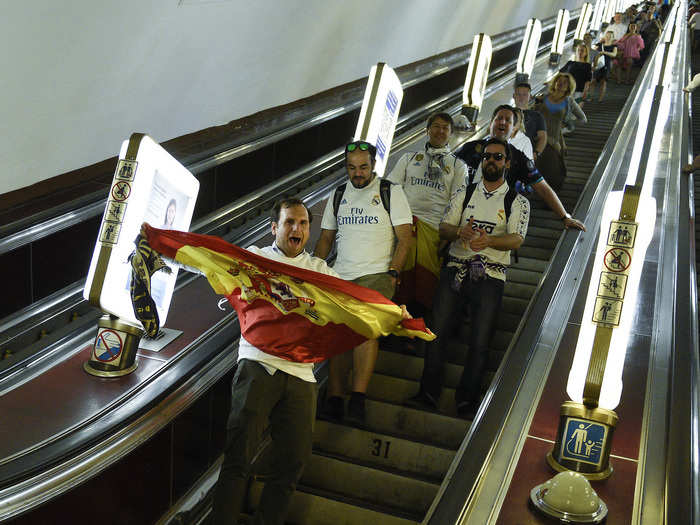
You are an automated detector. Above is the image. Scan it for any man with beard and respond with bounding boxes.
[405,138,530,418]
[211,198,340,525]
[457,104,585,231]
[315,141,413,423]
[386,112,468,313]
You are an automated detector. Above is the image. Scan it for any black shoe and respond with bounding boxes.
[320,396,344,422]
[346,392,366,425]
[456,400,480,420]
[404,391,438,411]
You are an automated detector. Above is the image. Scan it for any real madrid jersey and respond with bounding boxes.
[386,150,467,229]
[321,176,413,281]
[442,180,530,281]
[237,244,340,382]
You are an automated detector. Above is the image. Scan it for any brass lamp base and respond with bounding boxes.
[547,401,618,481]
[84,315,143,378]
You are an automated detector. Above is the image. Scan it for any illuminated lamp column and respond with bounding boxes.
[589,0,606,35]
[460,33,492,128]
[603,0,616,28]
[83,134,199,377]
[515,19,542,85]
[574,3,593,48]
[549,9,570,66]
[353,62,403,178]
[546,189,655,480]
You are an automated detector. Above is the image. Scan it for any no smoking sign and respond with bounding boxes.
[94,328,124,362]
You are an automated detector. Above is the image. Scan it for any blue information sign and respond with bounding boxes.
[560,417,608,467]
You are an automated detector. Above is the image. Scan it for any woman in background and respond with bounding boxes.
[615,23,645,84]
[534,73,586,191]
[589,31,618,101]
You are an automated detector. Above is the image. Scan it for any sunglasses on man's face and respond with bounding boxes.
[345,141,373,153]
[482,152,505,161]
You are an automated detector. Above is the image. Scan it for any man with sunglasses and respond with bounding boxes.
[386,112,468,314]
[406,138,530,418]
[456,104,585,231]
[315,140,413,423]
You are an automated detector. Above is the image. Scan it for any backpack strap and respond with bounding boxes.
[461,182,478,214]
[332,183,347,217]
[504,186,519,263]
[504,186,518,221]
[379,178,392,214]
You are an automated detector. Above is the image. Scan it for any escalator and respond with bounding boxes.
[240,67,640,525]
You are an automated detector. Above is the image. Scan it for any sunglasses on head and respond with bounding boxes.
[482,152,505,161]
[345,141,375,154]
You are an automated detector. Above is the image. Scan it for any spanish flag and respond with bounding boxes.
[393,217,442,309]
[141,225,435,363]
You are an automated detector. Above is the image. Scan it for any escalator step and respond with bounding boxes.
[313,419,456,479]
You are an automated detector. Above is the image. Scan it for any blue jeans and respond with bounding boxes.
[420,266,504,405]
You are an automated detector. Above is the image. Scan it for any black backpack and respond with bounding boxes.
[332,178,393,217]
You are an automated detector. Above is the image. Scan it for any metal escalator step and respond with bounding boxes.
[529,217,568,231]
[248,481,420,525]
[313,420,456,479]
[520,235,558,249]
[510,257,549,274]
[508,267,542,285]
[502,296,530,315]
[366,372,457,415]
[526,226,563,239]
[512,245,552,261]
[300,452,440,517]
[503,281,536,300]
[361,398,469,450]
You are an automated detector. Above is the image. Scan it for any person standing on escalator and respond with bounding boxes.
[405,138,530,418]
[211,198,340,525]
[315,140,414,424]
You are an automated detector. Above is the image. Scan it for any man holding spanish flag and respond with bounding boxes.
[135,197,432,525]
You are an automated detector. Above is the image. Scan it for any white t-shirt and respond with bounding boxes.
[321,176,413,280]
[608,22,628,41]
[442,180,530,281]
[237,243,340,382]
[509,131,534,161]
[386,149,467,229]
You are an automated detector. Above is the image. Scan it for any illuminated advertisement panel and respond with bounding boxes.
[84,134,199,327]
[462,33,493,110]
[354,62,404,178]
[517,19,542,77]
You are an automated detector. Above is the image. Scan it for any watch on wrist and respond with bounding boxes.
[387,269,400,279]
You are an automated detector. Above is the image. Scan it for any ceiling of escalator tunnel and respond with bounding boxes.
[0,0,584,197]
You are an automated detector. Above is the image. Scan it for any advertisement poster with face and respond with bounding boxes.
[85,135,199,329]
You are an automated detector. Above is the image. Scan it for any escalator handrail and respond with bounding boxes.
[654,7,700,524]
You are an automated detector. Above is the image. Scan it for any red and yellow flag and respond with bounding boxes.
[144,225,435,363]
[393,217,442,309]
